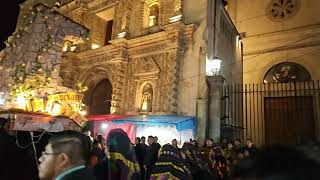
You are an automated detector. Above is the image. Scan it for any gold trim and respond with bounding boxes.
[108,152,140,178]
[154,162,185,174]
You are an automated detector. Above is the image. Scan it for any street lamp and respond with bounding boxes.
[206,57,222,76]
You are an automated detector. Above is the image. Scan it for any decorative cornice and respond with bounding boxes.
[244,40,320,56]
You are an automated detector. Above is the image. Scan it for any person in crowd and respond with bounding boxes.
[144,136,159,179]
[88,140,106,167]
[234,138,243,153]
[202,138,215,161]
[97,135,106,153]
[181,142,216,179]
[191,139,199,148]
[134,137,145,180]
[244,138,257,156]
[140,136,149,151]
[231,144,320,180]
[95,129,140,180]
[223,142,236,164]
[150,144,192,180]
[135,137,141,145]
[154,136,161,151]
[172,139,179,149]
[38,130,96,180]
[204,138,215,148]
[83,130,94,142]
[221,138,229,149]
[212,147,229,179]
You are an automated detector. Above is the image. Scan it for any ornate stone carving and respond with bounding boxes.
[110,62,127,114]
[129,43,167,56]
[267,0,299,21]
[133,56,160,78]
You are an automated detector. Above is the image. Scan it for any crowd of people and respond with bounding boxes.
[2,117,320,180]
[37,129,262,180]
[36,128,277,180]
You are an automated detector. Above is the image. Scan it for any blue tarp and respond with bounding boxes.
[111,115,196,132]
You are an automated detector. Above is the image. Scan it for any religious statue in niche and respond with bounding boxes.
[264,62,311,83]
[273,65,297,83]
[149,4,160,27]
[141,83,153,112]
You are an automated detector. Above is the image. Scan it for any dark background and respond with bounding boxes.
[0,0,26,50]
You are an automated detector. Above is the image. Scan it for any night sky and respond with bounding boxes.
[0,0,26,50]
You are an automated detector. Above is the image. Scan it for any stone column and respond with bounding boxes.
[206,75,224,142]
[196,98,208,145]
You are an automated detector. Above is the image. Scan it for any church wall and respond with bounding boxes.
[227,0,320,84]
[229,0,320,37]
[226,0,320,143]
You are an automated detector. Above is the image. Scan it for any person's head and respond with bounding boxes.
[83,130,91,136]
[206,138,214,147]
[147,136,154,146]
[235,138,241,145]
[141,136,146,144]
[93,139,101,149]
[97,134,104,143]
[107,129,132,158]
[246,139,253,148]
[228,142,233,149]
[191,140,198,147]
[154,136,158,143]
[38,131,90,180]
[135,137,141,145]
[172,139,178,147]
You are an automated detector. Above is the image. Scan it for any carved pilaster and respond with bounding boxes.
[110,62,126,114]
[114,0,133,38]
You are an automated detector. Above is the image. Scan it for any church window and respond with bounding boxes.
[267,0,299,21]
[263,62,311,83]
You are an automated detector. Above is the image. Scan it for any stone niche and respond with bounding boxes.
[127,51,179,115]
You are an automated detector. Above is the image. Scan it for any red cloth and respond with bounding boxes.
[86,115,124,121]
[93,121,136,143]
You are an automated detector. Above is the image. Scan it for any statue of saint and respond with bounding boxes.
[141,84,153,112]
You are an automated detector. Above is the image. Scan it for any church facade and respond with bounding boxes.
[0,0,242,142]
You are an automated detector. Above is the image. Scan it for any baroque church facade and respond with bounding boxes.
[0,0,242,142]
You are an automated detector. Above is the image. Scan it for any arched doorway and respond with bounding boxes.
[263,62,314,144]
[88,79,113,115]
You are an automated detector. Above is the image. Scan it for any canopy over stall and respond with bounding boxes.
[87,115,196,145]
[112,115,196,132]
[86,115,136,142]
[114,115,196,145]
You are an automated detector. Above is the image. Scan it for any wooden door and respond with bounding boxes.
[89,79,112,115]
[265,96,315,145]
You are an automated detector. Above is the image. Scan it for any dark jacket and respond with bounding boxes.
[144,143,159,169]
[59,166,97,180]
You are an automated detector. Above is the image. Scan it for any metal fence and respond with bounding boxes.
[221,81,320,146]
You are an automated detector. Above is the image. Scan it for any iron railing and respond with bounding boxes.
[221,81,320,146]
